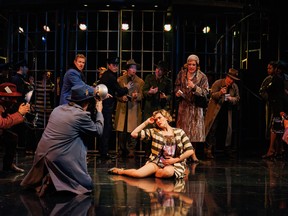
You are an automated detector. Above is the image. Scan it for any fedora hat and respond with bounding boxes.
[227,68,240,81]
[67,84,94,102]
[126,59,140,69]
[107,57,120,65]
[154,60,169,72]
[0,82,22,97]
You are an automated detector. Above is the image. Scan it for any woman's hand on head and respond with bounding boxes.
[147,117,155,124]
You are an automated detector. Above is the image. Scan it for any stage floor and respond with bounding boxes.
[0,151,288,216]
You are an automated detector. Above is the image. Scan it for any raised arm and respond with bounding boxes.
[131,117,154,138]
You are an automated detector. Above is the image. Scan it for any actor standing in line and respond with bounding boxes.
[259,61,277,139]
[0,82,30,172]
[261,61,288,159]
[175,54,209,162]
[21,84,104,197]
[204,68,240,159]
[142,61,173,157]
[142,61,172,120]
[114,59,144,158]
[59,54,96,105]
[98,57,133,160]
[10,59,32,152]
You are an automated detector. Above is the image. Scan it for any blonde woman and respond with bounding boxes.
[108,109,196,179]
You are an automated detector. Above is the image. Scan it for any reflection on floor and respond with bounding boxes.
[0,151,288,215]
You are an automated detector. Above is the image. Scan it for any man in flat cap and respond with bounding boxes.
[97,57,133,160]
[204,68,240,159]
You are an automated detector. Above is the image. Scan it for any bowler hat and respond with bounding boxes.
[227,68,240,81]
[107,57,120,65]
[0,82,22,97]
[154,60,169,72]
[67,84,94,102]
[126,59,140,69]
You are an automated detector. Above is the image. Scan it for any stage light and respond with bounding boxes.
[43,25,50,32]
[18,27,24,33]
[164,24,172,32]
[79,23,87,31]
[233,30,239,36]
[122,23,129,31]
[202,26,210,34]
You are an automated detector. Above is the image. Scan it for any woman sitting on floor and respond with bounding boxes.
[108,109,197,179]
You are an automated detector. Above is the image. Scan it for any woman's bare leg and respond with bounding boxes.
[116,163,159,178]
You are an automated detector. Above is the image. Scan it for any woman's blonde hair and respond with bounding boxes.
[152,109,172,123]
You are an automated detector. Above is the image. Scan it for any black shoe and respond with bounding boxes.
[3,164,24,173]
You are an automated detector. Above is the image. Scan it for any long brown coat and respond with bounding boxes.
[204,78,240,139]
[114,74,144,132]
[174,69,209,142]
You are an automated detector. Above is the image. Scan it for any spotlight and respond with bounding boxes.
[43,25,50,32]
[202,26,210,34]
[79,23,87,31]
[164,24,172,32]
[42,36,46,42]
[18,27,24,33]
[233,30,239,37]
[122,23,129,31]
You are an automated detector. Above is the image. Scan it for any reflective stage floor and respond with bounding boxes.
[0,151,288,216]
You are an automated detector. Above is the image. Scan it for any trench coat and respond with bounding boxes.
[21,103,104,194]
[114,74,144,132]
[204,78,240,138]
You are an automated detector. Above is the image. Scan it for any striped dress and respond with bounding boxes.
[139,127,194,178]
